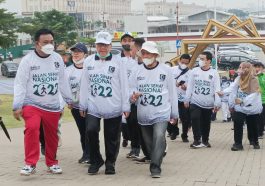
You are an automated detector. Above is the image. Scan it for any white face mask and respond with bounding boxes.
[179,63,187,69]
[73,58,84,65]
[41,44,54,55]
[143,57,155,66]
[198,60,205,67]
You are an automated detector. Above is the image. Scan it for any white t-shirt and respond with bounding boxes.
[185,67,221,109]
[13,50,72,112]
[130,62,179,125]
[79,54,130,119]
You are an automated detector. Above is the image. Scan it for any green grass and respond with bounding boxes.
[0,94,74,129]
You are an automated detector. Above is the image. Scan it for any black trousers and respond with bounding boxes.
[190,104,212,142]
[179,102,191,139]
[126,104,140,149]
[233,111,259,145]
[86,114,121,165]
[257,104,265,136]
[121,122,130,141]
[71,108,90,159]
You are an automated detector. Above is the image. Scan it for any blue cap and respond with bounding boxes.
[70,43,88,54]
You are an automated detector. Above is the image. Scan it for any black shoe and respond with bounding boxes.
[170,133,177,140]
[202,141,211,148]
[249,141,254,145]
[253,142,260,149]
[134,157,151,164]
[182,138,189,143]
[122,139,128,147]
[151,172,161,178]
[227,117,232,122]
[223,120,227,123]
[105,164,115,175]
[181,134,189,143]
[190,141,204,148]
[231,144,243,151]
[78,156,90,164]
[88,160,104,174]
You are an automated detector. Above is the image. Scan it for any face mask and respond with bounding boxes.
[122,44,131,51]
[179,63,187,69]
[73,58,84,65]
[143,57,155,66]
[198,60,205,67]
[41,44,54,55]
[96,52,110,59]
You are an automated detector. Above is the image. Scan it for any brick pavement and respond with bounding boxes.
[0,120,264,186]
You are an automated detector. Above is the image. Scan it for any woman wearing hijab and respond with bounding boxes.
[229,62,262,151]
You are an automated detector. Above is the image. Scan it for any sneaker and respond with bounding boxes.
[20,165,36,176]
[78,156,90,164]
[231,144,243,151]
[190,141,205,148]
[88,160,104,175]
[122,139,128,147]
[47,164,62,174]
[202,141,211,148]
[151,172,161,178]
[126,148,140,158]
[134,157,151,164]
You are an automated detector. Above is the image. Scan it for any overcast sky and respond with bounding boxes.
[0,0,262,14]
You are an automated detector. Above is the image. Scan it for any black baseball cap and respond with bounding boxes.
[70,43,88,54]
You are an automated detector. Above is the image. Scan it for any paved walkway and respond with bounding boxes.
[0,120,264,186]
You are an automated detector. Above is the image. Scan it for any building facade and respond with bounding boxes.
[145,0,207,17]
[21,0,132,34]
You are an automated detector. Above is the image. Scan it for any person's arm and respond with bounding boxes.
[168,68,179,122]
[79,63,91,117]
[213,71,221,109]
[12,57,30,120]
[58,58,73,105]
[119,59,131,114]
[184,69,195,107]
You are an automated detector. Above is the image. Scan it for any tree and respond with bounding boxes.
[0,0,19,49]
[79,37,96,55]
[18,9,78,47]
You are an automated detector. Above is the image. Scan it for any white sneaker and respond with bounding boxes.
[47,164,62,174]
[20,165,36,176]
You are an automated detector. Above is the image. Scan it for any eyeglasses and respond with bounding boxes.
[96,43,110,48]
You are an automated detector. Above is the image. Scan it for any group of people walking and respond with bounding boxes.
[12,28,264,178]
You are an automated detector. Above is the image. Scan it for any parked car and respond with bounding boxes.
[110,47,122,56]
[217,55,258,70]
[1,61,19,77]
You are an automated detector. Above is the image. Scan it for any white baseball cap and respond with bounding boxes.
[141,41,159,55]
[95,31,112,44]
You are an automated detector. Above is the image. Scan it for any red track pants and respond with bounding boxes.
[22,106,60,167]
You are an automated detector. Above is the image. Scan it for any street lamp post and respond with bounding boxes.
[176,0,180,55]
[214,0,218,70]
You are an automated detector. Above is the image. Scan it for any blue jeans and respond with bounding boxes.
[140,122,167,174]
